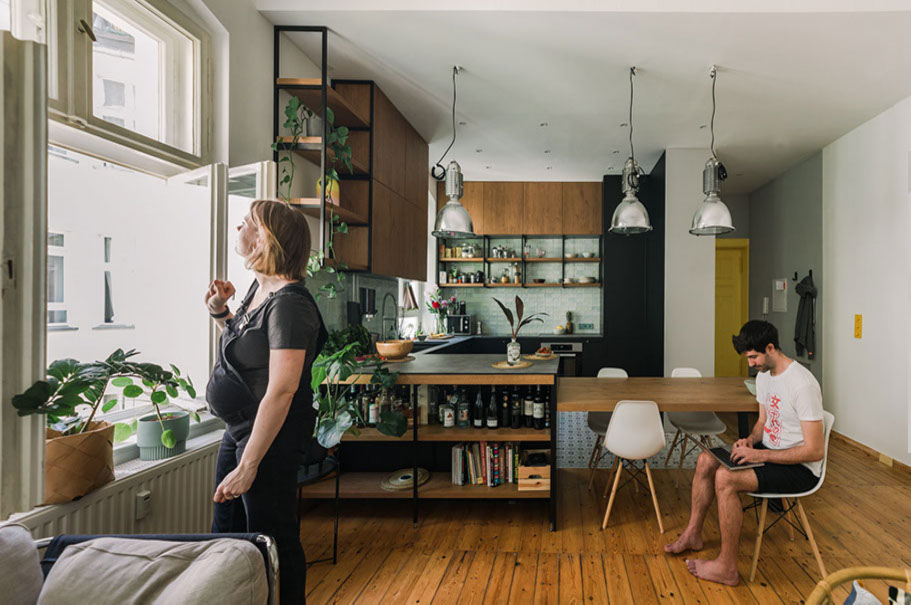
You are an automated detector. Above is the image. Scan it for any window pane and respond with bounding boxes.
[48,255,64,303]
[48,310,68,324]
[104,237,112,262]
[48,147,212,388]
[227,183,257,300]
[92,5,159,142]
[49,233,65,247]
[0,1,9,31]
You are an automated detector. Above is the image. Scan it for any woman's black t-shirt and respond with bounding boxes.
[226,281,322,402]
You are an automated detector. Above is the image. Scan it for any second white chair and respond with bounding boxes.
[601,400,666,533]
[586,367,628,490]
[664,367,727,471]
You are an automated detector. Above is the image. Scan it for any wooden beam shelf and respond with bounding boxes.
[439,283,484,288]
[564,282,600,287]
[297,472,549,500]
[525,283,563,288]
[440,258,484,262]
[276,78,370,128]
[291,198,369,226]
[418,425,550,442]
[524,258,564,263]
[564,258,601,262]
[274,136,370,176]
[420,475,549,499]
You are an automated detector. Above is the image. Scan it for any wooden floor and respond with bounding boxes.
[299,433,911,603]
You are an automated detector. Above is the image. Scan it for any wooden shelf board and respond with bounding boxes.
[439,258,484,262]
[523,258,564,263]
[487,283,522,288]
[564,258,601,262]
[325,258,368,272]
[276,79,370,128]
[486,258,522,262]
[298,472,410,499]
[274,137,370,176]
[564,282,600,287]
[420,475,549,499]
[291,199,369,226]
[418,425,550,442]
[342,427,412,442]
[525,283,563,288]
[439,283,484,288]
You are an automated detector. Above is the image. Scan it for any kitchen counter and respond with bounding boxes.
[365,352,558,385]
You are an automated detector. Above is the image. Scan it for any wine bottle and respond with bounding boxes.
[487,386,498,429]
[500,386,511,428]
[543,385,551,429]
[428,386,439,425]
[533,384,545,430]
[510,387,522,428]
[367,387,378,427]
[473,389,484,428]
[457,388,470,429]
[524,387,535,428]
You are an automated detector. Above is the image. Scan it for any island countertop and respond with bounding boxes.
[350,353,558,385]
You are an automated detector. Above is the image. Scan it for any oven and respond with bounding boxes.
[539,341,583,376]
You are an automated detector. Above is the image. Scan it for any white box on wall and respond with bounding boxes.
[772,279,788,312]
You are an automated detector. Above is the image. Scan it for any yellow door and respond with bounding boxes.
[715,240,749,377]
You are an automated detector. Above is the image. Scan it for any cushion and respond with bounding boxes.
[845,581,882,605]
[0,523,43,605]
[37,537,268,605]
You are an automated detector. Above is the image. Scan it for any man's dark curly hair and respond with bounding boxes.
[732,320,780,355]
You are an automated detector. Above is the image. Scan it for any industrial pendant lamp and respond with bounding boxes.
[432,66,475,239]
[690,66,735,236]
[610,67,652,235]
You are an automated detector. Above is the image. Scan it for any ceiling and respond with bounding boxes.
[259,1,911,194]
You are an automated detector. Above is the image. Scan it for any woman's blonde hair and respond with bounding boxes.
[246,199,312,280]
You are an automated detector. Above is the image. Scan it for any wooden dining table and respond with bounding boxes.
[557,376,759,436]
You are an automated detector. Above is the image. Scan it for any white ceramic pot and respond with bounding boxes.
[507,339,521,365]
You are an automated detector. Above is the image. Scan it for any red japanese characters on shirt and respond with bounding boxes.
[764,394,783,446]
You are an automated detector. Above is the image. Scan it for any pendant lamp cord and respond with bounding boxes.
[710,66,717,159]
[628,67,635,161]
[431,66,459,181]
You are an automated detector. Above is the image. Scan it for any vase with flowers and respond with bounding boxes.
[426,288,457,335]
[493,296,548,365]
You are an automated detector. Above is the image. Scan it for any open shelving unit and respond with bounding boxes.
[300,376,560,529]
[436,234,603,289]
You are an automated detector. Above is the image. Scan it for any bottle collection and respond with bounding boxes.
[351,385,412,428]
[429,385,550,431]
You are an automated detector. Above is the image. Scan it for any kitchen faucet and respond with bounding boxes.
[380,292,400,341]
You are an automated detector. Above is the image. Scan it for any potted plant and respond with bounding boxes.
[311,343,407,448]
[493,296,548,365]
[11,349,198,503]
[415,322,427,342]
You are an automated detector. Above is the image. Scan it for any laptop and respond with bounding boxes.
[693,438,764,471]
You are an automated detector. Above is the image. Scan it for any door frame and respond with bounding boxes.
[716,238,750,376]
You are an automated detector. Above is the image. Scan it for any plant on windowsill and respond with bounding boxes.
[493,296,548,365]
[271,96,354,300]
[311,343,407,449]
[11,349,200,503]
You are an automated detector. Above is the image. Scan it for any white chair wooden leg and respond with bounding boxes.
[796,500,828,579]
[588,443,604,491]
[588,435,602,469]
[602,458,624,529]
[678,434,688,470]
[749,498,769,582]
[664,429,681,466]
[602,455,620,499]
[783,498,795,540]
[644,461,664,534]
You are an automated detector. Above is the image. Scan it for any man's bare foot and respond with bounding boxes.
[685,558,740,586]
[664,531,703,554]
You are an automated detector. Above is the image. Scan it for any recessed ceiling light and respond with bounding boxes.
[546,166,553,170]
[544,149,551,154]
[458,121,467,126]
[475,149,483,153]
[620,122,628,127]
[539,122,548,127]
[612,150,620,154]
[485,165,491,169]
[608,166,614,170]
[699,124,707,129]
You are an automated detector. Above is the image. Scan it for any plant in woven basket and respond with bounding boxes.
[310,343,407,449]
[12,349,199,449]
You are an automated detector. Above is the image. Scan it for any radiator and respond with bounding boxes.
[12,439,220,539]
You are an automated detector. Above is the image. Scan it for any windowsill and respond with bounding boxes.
[91,323,136,331]
[114,428,225,480]
[47,325,78,332]
[113,410,225,466]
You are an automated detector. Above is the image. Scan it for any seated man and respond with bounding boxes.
[664,320,825,586]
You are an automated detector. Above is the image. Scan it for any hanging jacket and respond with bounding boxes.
[794,273,817,360]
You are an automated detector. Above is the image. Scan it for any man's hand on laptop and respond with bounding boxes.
[731,441,765,465]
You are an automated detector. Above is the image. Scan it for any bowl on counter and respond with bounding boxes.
[532,278,546,284]
[376,339,414,359]
[744,378,756,395]
[416,334,427,342]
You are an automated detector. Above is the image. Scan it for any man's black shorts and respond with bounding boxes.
[751,444,820,494]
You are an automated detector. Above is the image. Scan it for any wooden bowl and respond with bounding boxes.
[376,339,414,359]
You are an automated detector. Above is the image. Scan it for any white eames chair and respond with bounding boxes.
[601,400,666,533]
[586,367,628,490]
[747,410,835,583]
[664,367,727,474]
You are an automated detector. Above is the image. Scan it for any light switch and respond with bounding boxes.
[854,314,862,339]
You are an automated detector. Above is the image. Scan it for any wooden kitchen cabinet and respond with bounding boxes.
[437,180,485,234]
[483,182,524,235]
[372,180,426,281]
[562,182,602,235]
[524,182,563,235]
[373,88,406,195]
[404,123,428,208]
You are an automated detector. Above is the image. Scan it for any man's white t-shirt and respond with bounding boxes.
[755,360,825,477]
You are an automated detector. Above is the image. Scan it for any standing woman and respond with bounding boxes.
[205,199,327,603]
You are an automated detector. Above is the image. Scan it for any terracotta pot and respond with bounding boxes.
[376,339,414,359]
[44,421,115,504]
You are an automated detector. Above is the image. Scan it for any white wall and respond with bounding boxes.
[822,95,911,466]
[664,148,716,377]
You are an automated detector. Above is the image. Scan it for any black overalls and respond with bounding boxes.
[207,281,327,605]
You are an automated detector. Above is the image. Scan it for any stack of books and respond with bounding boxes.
[451,442,521,487]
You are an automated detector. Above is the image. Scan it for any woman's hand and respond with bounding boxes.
[213,460,257,503]
[205,279,236,314]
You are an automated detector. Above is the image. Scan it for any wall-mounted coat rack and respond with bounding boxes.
[793,269,813,281]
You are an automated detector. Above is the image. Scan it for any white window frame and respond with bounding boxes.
[101,234,115,324]
[47,0,212,174]
[46,232,68,326]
